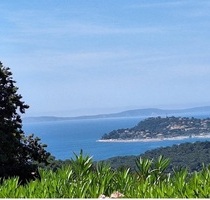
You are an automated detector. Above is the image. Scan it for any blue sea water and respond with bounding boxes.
[23,115,210,161]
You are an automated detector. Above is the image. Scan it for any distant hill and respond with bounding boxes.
[23,106,210,122]
[114,106,210,117]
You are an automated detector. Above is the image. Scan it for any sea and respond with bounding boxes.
[23,114,210,161]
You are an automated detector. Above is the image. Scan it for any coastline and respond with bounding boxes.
[97,134,210,143]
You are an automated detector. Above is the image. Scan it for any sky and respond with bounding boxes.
[1,0,210,117]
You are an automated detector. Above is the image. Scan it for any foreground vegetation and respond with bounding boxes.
[1,151,210,198]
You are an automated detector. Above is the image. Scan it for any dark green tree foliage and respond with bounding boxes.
[102,141,210,173]
[0,62,50,183]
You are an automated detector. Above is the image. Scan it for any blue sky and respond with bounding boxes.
[1,0,210,116]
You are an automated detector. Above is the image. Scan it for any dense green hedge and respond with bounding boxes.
[1,151,210,198]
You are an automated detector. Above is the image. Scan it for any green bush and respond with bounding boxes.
[1,151,210,198]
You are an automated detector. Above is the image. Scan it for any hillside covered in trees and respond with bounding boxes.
[102,141,210,172]
[101,116,210,141]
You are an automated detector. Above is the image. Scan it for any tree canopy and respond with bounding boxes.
[0,61,50,183]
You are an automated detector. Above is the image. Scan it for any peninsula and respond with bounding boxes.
[99,116,210,142]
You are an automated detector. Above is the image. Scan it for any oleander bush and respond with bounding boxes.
[1,151,210,198]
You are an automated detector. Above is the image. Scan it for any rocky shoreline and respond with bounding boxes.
[97,134,210,143]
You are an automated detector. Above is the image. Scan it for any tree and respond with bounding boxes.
[0,61,50,183]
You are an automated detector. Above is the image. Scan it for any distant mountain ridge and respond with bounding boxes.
[23,106,210,122]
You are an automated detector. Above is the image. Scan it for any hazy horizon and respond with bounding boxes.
[24,104,210,118]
